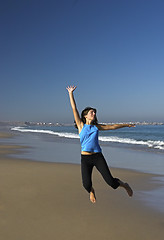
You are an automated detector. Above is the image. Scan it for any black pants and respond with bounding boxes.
[81,152,120,193]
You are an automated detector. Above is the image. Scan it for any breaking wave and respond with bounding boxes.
[11,126,164,151]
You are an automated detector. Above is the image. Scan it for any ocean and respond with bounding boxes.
[11,124,164,152]
[10,124,164,175]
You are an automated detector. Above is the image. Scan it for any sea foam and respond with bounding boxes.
[11,126,164,151]
[11,126,79,139]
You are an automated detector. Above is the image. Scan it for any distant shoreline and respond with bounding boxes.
[0,121,164,127]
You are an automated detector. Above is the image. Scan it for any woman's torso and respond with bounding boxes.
[79,124,102,155]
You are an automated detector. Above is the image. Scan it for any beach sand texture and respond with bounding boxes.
[0,132,164,240]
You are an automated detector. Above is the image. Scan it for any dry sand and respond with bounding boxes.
[0,132,164,240]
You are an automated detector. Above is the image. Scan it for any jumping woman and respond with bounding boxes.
[66,85,134,203]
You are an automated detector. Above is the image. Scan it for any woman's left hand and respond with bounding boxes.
[127,124,136,128]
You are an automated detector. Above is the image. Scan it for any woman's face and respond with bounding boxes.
[85,109,96,121]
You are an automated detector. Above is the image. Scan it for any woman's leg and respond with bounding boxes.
[94,153,133,197]
[94,153,120,189]
[81,155,93,192]
[81,155,96,203]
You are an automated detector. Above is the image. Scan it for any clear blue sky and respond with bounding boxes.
[1,0,164,123]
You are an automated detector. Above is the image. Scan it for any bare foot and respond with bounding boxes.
[90,188,96,203]
[124,183,133,197]
[119,180,133,197]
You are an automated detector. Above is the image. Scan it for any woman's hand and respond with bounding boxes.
[127,124,136,128]
[66,85,77,93]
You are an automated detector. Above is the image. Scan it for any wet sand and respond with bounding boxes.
[0,132,164,240]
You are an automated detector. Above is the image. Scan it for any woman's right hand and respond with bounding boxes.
[66,85,77,93]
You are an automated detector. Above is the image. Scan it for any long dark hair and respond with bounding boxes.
[74,107,98,128]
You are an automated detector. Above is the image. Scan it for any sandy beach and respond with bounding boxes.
[0,131,164,240]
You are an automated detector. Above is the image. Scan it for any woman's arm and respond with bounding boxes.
[66,86,83,131]
[97,123,135,131]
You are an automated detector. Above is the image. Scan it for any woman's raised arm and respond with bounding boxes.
[66,86,83,131]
